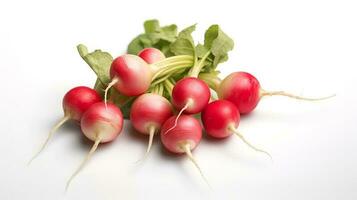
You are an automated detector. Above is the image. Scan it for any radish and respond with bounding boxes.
[138,48,166,64]
[130,93,173,159]
[104,54,152,103]
[201,100,271,158]
[29,86,101,164]
[160,115,209,185]
[172,77,211,114]
[218,72,335,114]
[161,49,212,135]
[163,77,210,135]
[104,54,194,105]
[66,102,123,190]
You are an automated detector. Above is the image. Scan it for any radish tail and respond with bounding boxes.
[261,90,335,101]
[181,143,211,188]
[135,126,156,163]
[163,99,193,135]
[66,138,101,191]
[229,126,273,161]
[146,126,155,156]
[28,115,70,165]
[104,78,119,108]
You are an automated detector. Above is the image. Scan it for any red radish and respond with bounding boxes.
[66,102,123,190]
[138,48,165,64]
[104,53,194,105]
[130,93,173,159]
[172,77,211,114]
[218,72,335,114]
[29,86,101,164]
[161,115,209,184]
[163,77,210,135]
[201,100,271,158]
[104,54,152,104]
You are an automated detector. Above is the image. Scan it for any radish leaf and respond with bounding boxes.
[127,19,178,56]
[203,25,234,70]
[170,24,196,56]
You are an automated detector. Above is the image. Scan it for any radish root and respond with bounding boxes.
[135,126,156,163]
[163,99,193,135]
[28,115,70,165]
[261,90,336,101]
[66,137,101,191]
[181,143,211,188]
[104,78,119,108]
[145,126,155,157]
[229,125,273,161]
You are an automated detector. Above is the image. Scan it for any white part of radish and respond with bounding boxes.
[180,142,211,188]
[104,78,119,108]
[135,126,156,163]
[260,90,336,101]
[28,115,70,165]
[66,137,101,191]
[228,125,273,161]
[163,98,194,136]
[145,126,155,157]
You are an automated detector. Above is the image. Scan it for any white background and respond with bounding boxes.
[1,0,356,199]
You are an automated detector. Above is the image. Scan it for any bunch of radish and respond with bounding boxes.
[29,19,334,189]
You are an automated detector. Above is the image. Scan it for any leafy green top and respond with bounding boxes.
[78,19,235,118]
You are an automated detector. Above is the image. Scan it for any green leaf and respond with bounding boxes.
[139,34,158,47]
[196,43,209,58]
[144,19,160,33]
[120,100,135,119]
[178,24,196,42]
[77,44,113,85]
[94,79,106,97]
[170,39,195,55]
[127,35,145,54]
[127,19,178,57]
[160,24,178,40]
[170,24,196,56]
[203,25,234,70]
[156,40,175,56]
[110,91,136,119]
[204,25,234,57]
[212,53,228,67]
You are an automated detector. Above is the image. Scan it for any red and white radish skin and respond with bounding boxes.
[138,48,166,64]
[161,115,202,153]
[201,100,271,158]
[29,86,101,164]
[161,115,208,184]
[219,72,335,114]
[163,77,210,135]
[66,102,123,189]
[172,77,211,114]
[104,54,152,104]
[62,86,102,121]
[130,93,173,158]
[81,103,123,143]
[201,100,240,139]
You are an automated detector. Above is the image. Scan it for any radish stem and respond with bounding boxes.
[152,61,193,80]
[199,73,221,91]
[150,55,193,72]
[28,115,70,165]
[189,51,211,78]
